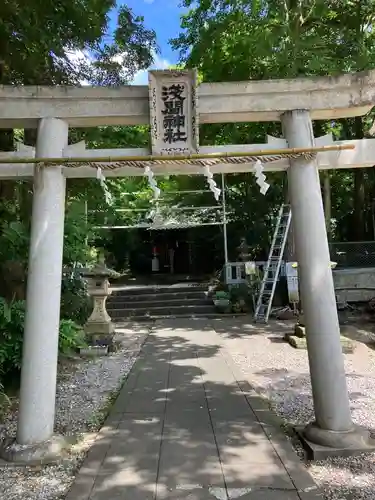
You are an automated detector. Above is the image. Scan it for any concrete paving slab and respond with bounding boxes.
[92,416,163,489]
[214,430,282,464]
[157,467,225,493]
[206,397,255,419]
[163,422,214,441]
[166,390,207,406]
[227,490,300,500]
[164,407,212,429]
[105,416,163,455]
[90,469,157,500]
[158,419,224,489]
[132,370,170,387]
[157,487,227,499]
[121,394,167,414]
[265,433,318,492]
[221,461,294,490]
[111,381,168,414]
[65,440,113,500]
[211,419,269,438]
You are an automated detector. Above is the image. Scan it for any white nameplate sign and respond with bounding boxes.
[148,69,199,156]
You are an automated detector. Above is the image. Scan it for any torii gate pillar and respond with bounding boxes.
[0,118,70,463]
[281,110,373,457]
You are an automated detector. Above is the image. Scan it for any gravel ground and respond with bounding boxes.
[0,324,149,500]
[215,318,375,500]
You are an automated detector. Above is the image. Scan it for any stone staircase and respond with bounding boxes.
[107,283,216,321]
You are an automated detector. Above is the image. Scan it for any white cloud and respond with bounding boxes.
[144,0,155,3]
[130,52,172,85]
[64,48,171,86]
[65,48,92,66]
[64,48,92,85]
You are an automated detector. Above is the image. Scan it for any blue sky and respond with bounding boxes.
[111,0,186,84]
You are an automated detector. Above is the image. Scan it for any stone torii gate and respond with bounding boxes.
[0,69,375,462]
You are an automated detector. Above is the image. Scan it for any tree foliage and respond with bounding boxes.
[171,0,375,242]
[0,1,158,85]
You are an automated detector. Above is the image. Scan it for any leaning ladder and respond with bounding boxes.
[254,204,292,323]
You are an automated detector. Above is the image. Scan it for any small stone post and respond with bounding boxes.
[237,237,251,262]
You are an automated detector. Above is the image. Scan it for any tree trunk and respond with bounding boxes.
[24,128,38,146]
[353,117,366,240]
[322,172,332,239]
[0,130,16,209]
[353,170,365,240]
[0,129,27,301]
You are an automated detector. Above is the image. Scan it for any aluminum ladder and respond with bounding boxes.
[254,204,292,323]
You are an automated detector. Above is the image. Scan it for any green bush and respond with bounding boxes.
[0,294,88,387]
[229,283,253,313]
[59,319,87,354]
[214,290,230,300]
[61,274,91,325]
[0,297,25,376]
[0,381,10,419]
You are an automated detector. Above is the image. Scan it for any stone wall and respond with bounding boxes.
[333,267,375,303]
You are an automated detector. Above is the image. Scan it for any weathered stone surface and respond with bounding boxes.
[0,434,75,465]
[286,334,355,353]
[84,322,114,334]
[294,324,306,337]
[296,423,375,460]
[79,346,109,357]
[277,308,296,320]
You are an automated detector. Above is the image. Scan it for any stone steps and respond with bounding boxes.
[107,283,217,320]
[110,283,207,296]
[113,312,247,323]
[109,303,216,319]
[107,297,206,310]
[109,290,206,304]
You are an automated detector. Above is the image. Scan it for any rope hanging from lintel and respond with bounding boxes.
[0,143,355,170]
[57,152,316,170]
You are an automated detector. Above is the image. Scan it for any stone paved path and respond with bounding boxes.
[66,319,322,500]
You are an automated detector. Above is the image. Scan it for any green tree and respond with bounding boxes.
[171,0,375,243]
[0,2,158,299]
[0,1,157,86]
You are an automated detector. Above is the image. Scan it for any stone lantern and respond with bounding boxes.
[237,237,251,262]
[81,256,120,352]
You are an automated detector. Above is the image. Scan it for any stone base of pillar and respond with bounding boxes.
[84,321,115,346]
[79,345,109,357]
[284,324,355,353]
[0,434,76,465]
[294,324,306,337]
[296,422,375,460]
